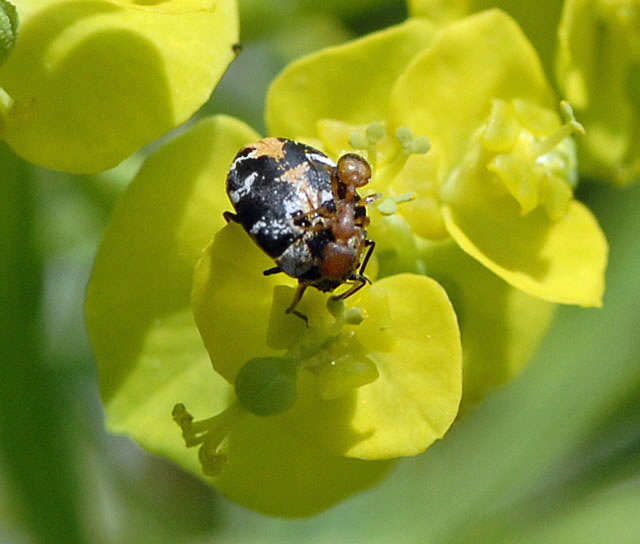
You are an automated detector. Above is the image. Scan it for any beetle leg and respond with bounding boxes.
[223,210,239,223]
[263,266,282,276]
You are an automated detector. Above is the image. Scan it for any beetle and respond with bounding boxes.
[224,137,378,319]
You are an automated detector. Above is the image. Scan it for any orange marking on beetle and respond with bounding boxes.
[249,137,286,160]
[281,162,310,184]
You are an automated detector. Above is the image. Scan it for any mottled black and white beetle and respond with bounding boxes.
[224,137,378,319]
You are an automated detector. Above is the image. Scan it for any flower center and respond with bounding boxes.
[482,99,584,219]
[264,287,380,401]
[315,119,429,194]
[173,289,386,475]
[315,118,443,271]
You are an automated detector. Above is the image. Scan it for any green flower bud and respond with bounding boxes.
[0,0,18,66]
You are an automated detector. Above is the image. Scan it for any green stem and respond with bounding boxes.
[0,143,84,544]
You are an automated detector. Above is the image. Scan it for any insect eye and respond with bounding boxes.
[291,210,308,226]
[336,153,371,188]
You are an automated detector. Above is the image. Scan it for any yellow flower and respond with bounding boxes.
[85,115,462,516]
[409,0,640,186]
[192,219,462,460]
[269,10,607,307]
[85,8,608,516]
[265,9,606,409]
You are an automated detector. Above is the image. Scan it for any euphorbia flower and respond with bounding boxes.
[390,11,607,306]
[269,9,606,306]
[267,9,606,406]
[85,9,607,516]
[85,115,462,516]
[409,0,639,186]
[0,0,238,173]
[191,219,462,460]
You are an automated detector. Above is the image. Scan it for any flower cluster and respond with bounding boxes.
[410,0,640,186]
[84,7,608,516]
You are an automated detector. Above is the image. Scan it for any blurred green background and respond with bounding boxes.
[1,1,639,542]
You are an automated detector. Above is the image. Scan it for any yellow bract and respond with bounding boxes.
[210,412,393,518]
[84,114,257,462]
[266,18,437,140]
[285,275,462,460]
[0,0,238,172]
[192,222,463,459]
[443,201,607,307]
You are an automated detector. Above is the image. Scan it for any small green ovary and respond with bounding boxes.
[235,357,298,417]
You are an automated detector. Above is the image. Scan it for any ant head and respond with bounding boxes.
[334,153,371,199]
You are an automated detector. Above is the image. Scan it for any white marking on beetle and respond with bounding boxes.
[229,171,258,203]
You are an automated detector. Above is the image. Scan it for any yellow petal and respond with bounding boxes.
[0,0,238,172]
[85,114,257,422]
[212,414,393,517]
[285,274,462,459]
[390,9,554,175]
[266,18,436,140]
[443,199,607,307]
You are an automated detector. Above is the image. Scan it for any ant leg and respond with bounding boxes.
[285,284,309,324]
[358,239,375,276]
[292,206,332,232]
[363,192,381,205]
[223,211,239,223]
[331,276,368,302]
